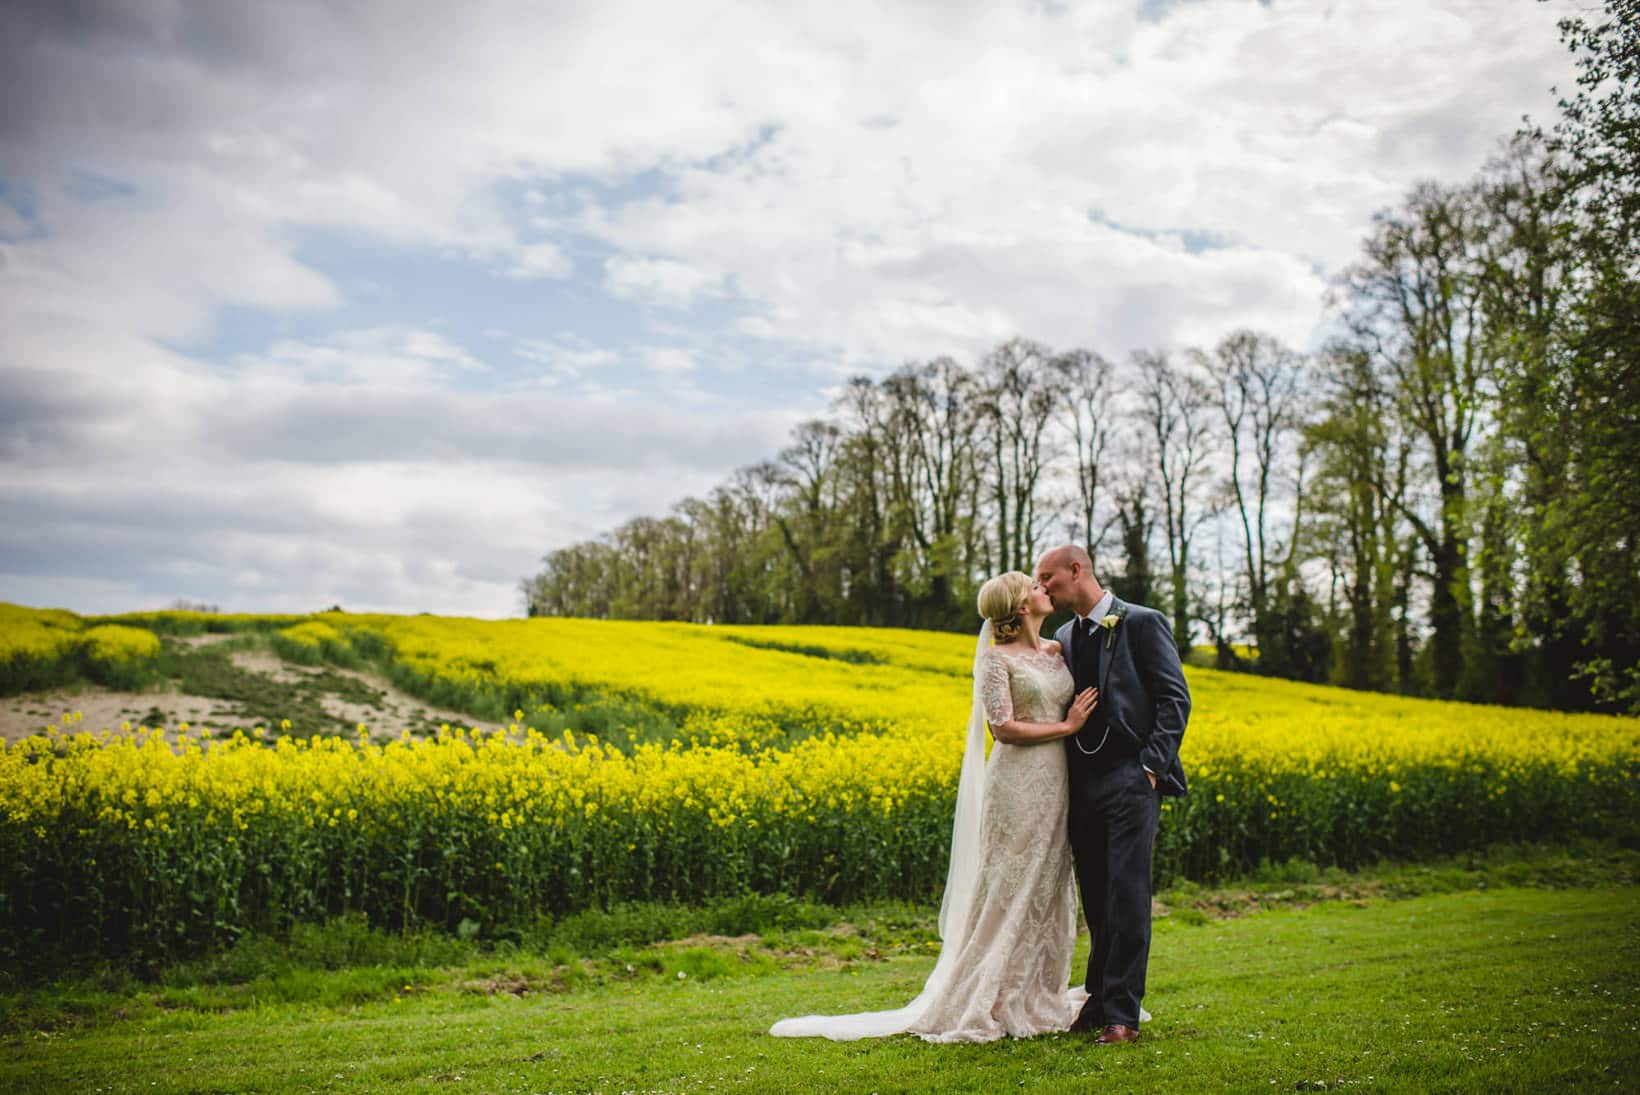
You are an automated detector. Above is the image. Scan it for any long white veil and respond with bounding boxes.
[768,621,994,1040]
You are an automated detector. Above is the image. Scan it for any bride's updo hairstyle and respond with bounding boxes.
[976,571,1033,643]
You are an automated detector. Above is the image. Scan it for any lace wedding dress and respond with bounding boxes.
[770,628,1091,1043]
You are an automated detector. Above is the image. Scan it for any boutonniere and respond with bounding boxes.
[1101,609,1125,650]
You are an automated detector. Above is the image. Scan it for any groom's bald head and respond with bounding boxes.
[1035,544,1102,616]
[1041,544,1092,573]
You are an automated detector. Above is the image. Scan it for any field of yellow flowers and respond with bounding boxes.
[0,603,163,694]
[2,604,1636,963]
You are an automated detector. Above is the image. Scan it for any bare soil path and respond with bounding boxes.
[1,634,492,745]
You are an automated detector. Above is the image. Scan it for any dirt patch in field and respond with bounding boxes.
[175,633,241,648]
[461,972,551,997]
[228,649,311,683]
[1,642,498,745]
[0,689,229,744]
[225,650,487,737]
[666,932,763,952]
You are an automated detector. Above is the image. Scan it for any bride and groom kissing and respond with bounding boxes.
[771,544,1191,1045]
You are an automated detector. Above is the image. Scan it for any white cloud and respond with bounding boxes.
[511,336,623,382]
[503,241,575,280]
[233,327,489,387]
[640,346,698,374]
[571,0,1568,364]
[2,0,1571,369]
[0,319,796,614]
[604,256,725,307]
[0,0,1576,614]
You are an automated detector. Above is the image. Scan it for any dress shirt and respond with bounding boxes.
[1076,589,1115,631]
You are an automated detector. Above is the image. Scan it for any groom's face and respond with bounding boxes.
[1035,554,1073,610]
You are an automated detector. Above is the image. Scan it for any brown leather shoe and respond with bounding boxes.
[1094,1024,1141,1045]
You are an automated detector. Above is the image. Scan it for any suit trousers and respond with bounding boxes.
[1068,756,1159,1029]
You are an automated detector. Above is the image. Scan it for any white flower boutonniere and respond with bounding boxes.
[1101,612,1122,649]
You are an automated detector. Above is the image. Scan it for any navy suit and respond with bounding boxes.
[1054,597,1191,1030]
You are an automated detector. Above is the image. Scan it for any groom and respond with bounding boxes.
[1037,545,1190,1046]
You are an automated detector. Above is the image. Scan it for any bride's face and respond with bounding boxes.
[1023,580,1053,618]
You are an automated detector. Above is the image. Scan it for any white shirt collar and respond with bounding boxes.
[1077,589,1115,624]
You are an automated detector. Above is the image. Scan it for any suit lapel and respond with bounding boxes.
[1097,597,1127,696]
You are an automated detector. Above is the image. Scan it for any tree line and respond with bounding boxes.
[524,3,1639,713]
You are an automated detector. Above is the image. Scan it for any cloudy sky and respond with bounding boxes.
[0,0,1571,617]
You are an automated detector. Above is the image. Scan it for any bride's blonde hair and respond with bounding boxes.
[976,571,1033,643]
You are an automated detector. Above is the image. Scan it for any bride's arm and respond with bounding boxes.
[989,687,1098,744]
[979,652,1097,744]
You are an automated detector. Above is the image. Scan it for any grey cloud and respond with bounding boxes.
[0,461,684,616]
[195,384,786,472]
[0,0,1578,618]
[0,366,125,459]
[0,334,793,615]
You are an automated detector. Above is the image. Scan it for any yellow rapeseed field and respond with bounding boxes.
[1,605,1635,960]
[0,604,160,692]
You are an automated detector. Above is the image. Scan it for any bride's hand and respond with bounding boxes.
[1063,688,1098,734]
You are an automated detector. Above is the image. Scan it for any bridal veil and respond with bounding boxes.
[768,621,995,1040]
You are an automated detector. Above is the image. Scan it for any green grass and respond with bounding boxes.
[2,874,1636,1092]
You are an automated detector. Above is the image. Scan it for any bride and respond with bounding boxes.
[771,571,1111,1043]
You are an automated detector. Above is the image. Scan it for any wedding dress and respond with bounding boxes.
[770,624,1095,1043]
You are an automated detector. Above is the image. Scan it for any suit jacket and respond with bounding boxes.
[1054,597,1191,797]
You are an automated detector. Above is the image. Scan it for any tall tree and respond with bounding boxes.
[1535,0,1640,710]
[1057,347,1118,564]
[1475,135,1584,706]
[769,421,843,624]
[1135,351,1215,657]
[1306,343,1403,692]
[978,338,1060,573]
[881,358,982,624]
[1340,180,1492,698]
[1199,330,1309,676]
[831,378,905,625]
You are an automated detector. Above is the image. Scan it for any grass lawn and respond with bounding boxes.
[3,882,1637,1093]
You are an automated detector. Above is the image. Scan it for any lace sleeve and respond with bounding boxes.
[978,650,1013,727]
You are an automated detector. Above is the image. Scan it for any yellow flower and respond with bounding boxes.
[0,604,1634,945]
